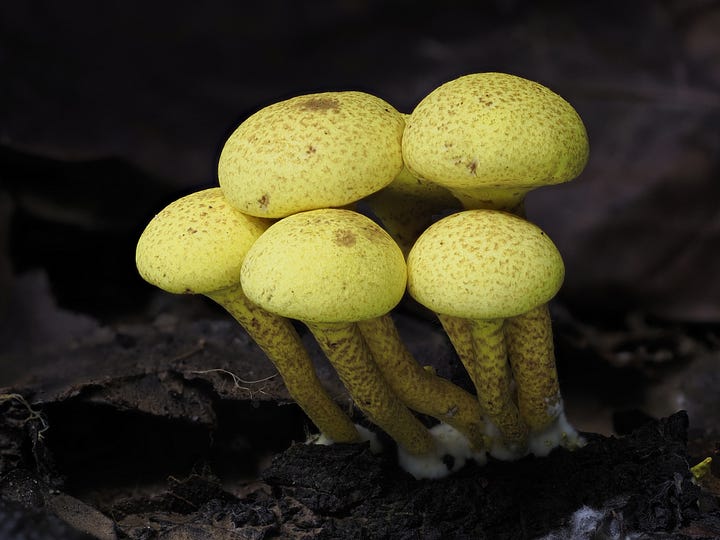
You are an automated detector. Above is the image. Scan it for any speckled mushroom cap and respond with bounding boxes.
[241,208,406,324]
[407,210,564,319]
[402,72,589,191]
[218,91,405,218]
[136,188,271,294]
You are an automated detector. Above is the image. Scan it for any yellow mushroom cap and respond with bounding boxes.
[136,188,271,294]
[241,208,406,323]
[218,91,405,218]
[407,210,564,319]
[402,72,589,191]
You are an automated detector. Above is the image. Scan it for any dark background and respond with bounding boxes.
[1,0,719,344]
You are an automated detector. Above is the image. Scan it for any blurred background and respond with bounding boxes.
[1,0,719,354]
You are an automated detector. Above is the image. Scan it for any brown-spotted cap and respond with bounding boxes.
[219,91,405,218]
[402,72,589,193]
[241,208,406,323]
[407,210,564,319]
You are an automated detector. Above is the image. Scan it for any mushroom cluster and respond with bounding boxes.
[135,73,589,479]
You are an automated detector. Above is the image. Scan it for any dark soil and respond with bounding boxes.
[1,310,719,539]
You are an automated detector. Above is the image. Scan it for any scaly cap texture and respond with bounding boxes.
[407,210,564,319]
[219,91,405,218]
[402,72,589,191]
[241,208,407,323]
[136,188,270,294]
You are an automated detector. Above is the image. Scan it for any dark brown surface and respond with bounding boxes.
[0,307,719,539]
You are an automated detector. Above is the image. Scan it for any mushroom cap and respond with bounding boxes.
[241,208,406,323]
[407,210,564,320]
[136,188,271,295]
[402,72,589,192]
[218,91,405,218]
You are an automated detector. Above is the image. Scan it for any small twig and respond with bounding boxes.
[189,368,277,399]
[0,393,49,439]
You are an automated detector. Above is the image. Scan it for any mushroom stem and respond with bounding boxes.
[357,314,488,451]
[437,314,478,389]
[504,304,562,432]
[304,320,436,456]
[439,313,527,450]
[207,285,361,444]
[468,318,528,450]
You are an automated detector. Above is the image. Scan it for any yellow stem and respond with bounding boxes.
[437,314,479,390]
[505,304,562,432]
[358,314,487,450]
[306,321,436,456]
[208,285,360,444]
[469,318,528,447]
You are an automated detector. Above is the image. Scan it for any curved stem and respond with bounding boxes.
[505,304,562,432]
[306,320,436,456]
[437,314,478,389]
[468,318,528,449]
[208,285,360,444]
[357,314,487,451]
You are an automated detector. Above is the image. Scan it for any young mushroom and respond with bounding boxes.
[218,91,405,219]
[407,210,581,458]
[135,188,360,445]
[241,208,485,477]
[402,72,589,215]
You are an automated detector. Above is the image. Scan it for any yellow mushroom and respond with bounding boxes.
[240,208,436,458]
[403,73,588,454]
[407,210,580,457]
[135,188,360,444]
[402,72,589,214]
[218,91,405,219]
